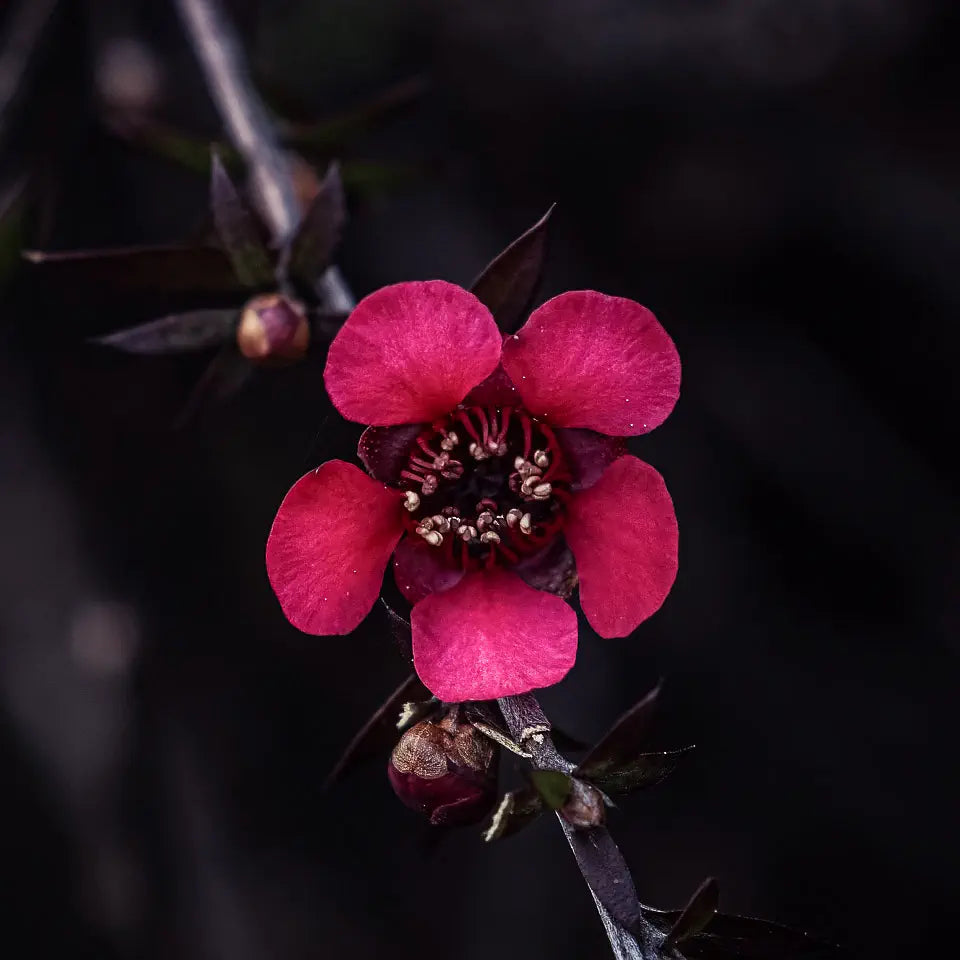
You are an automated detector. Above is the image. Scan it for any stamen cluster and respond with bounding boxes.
[398,405,571,569]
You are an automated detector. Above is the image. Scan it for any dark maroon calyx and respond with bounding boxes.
[387,711,498,827]
[397,405,571,570]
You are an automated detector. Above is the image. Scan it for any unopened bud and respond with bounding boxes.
[237,293,309,364]
[559,778,606,829]
[388,713,498,826]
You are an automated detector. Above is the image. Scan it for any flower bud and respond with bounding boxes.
[387,712,497,826]
[236,293,309,364]
[559,778,606,829]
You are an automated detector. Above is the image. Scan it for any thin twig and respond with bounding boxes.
[172,0,354,313]
[498,693,671,960]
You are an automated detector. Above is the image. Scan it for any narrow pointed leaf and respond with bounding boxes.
[93,309,236,355]
[530,769,574,811]
[664,878,719,948]
[210,152,274,288]
[287,163,346,289]
[564,824,643,932]
[578,746,695,797]
[578,680,664,777]
[23,246,246,309]
[644,909,843,959]
[483,787,545,842]
[175,345,252,428]
[324,673,434,790]
[470,205,554,334]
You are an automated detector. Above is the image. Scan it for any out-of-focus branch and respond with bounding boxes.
[0,0,60,145]
[498,694,675,960]
[172,0,354,313]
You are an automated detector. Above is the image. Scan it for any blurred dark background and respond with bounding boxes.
[1,0,958,957]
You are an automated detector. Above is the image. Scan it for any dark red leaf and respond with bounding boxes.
[324,673,434,789]
[469,205,554,334]
[22,246,246,321]
[286,162,346,290]
[577,681,664,776]
[210,151,274,288]
[578,746,694,797]
[644,908,843,959]
[664,878,719,948]
[93,309,236,355]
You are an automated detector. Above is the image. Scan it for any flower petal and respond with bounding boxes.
[411,570,577,701]
[564,456,678,637]
[324,281,502,425]
[266,460,405,635]
[392,535,465,604]
[501,291,680,436]
[555,427,628,491]
[358,423,425,485]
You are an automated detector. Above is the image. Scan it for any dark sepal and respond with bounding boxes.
[469,205,554,334]
[512,535,578,599]
[358,423,426,485]
[92,309,236,355]
[482,786,545,842]
[285,162,346,292]
[578,746,694,797]
[644,908,843,959]
[175,343,252,428]
[209,151,274,288]
[555,427,629,492]
[577,680,663,776]
[324,673,435,790]
[22,245,246,316]
[663,878,719,949]
[379,595,413,658]
[565,826,643,933]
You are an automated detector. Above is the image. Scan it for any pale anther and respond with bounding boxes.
[403,491,420,512]
[480,530,501,544]
[506,508,523,528]
[519,512,533,534]
[422,530,443,547]
[431,515,450,533]
[532,482,552,500]
[533,449,550,468]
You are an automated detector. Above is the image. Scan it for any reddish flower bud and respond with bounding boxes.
[559,778,606,829]
[236,293,309,364]
[387,712,497,826]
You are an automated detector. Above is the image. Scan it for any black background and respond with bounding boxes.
[1,1,958,958]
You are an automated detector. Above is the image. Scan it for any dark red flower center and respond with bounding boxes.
[398,405,571,570]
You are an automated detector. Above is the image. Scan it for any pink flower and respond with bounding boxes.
[266,281,680,702]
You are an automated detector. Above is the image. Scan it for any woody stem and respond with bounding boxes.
[497,694,678,960]
[172,0,354,313]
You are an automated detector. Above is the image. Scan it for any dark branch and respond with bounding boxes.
[498,693,678,960]
[172,0,354,313]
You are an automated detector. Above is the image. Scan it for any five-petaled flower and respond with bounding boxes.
[266,281,680,702]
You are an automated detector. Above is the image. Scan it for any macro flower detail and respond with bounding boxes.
[387,709,498,826]
[266,278,680,702]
